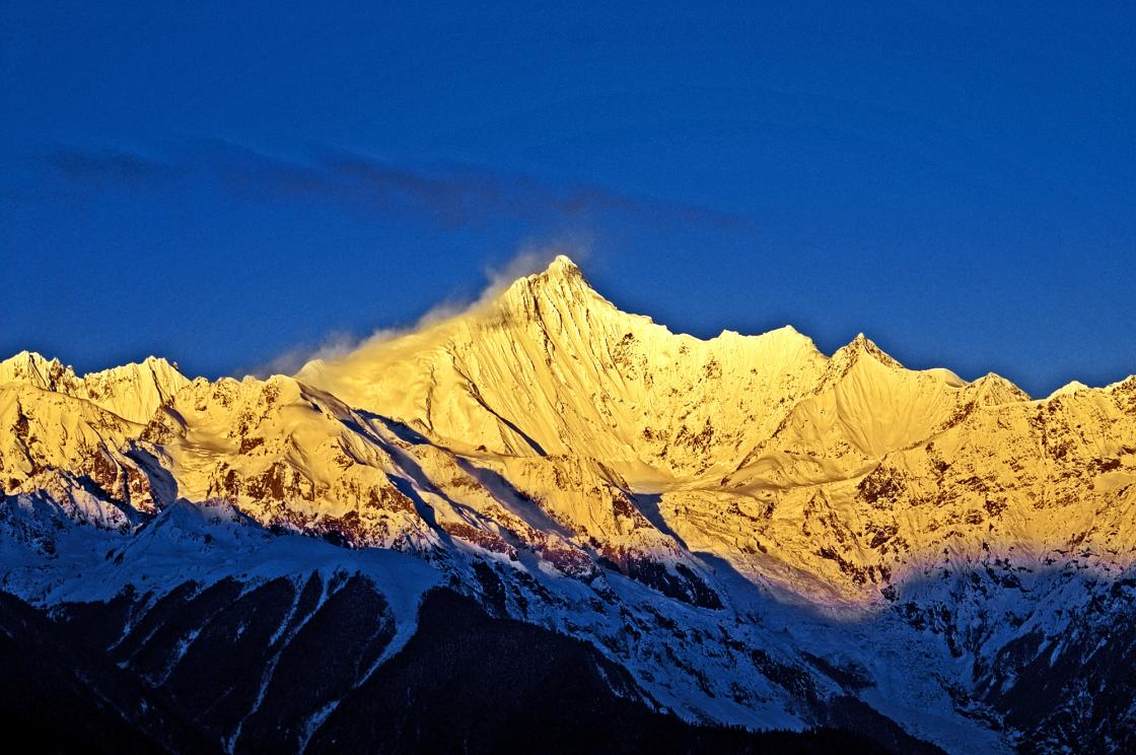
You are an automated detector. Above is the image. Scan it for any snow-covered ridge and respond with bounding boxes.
[4,254,1134,596]
[2,255,1135,753]
[0,350,190,423]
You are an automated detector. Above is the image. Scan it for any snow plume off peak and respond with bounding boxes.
[247,245,584,379]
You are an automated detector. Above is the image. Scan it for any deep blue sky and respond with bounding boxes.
[2,1,1133,395]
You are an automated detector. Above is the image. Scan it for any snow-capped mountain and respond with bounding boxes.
[2,256,1133,753]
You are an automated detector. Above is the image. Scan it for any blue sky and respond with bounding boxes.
[2,1,1133,395]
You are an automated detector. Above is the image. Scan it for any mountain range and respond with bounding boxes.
[2,256,1134,753]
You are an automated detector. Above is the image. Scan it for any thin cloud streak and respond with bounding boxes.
[38,142,751,381]
[44,148,182,186]
[40,140,754,231]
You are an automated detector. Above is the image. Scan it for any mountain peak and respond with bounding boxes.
[546,254,581,276]
[522,254,589,291]
[0,350,75,390]
[968,372,1031,403]
[1,350,53,370]
[495,253,604,318]
[0,351,190,424]
[1048,380,1091,399]
[83,355,184,381]
[833,333,903,370]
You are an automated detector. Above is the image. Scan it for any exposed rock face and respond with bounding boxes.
[1,256,1134,753]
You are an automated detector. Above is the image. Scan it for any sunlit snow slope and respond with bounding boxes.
[3,256,1134,754]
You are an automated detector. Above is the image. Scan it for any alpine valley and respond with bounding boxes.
[3,256,1134,754]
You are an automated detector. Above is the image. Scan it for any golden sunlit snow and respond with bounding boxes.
[5,256,1133,607]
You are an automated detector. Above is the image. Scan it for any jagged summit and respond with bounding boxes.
[8,255,1107,487]
[546,253,582,275]
[825,332,903,373]
[846,332,900,364]
[495,253,608,320]
[295,257,1106,485]
[510,253,586,290]
[0,350,189,424]
[497,256,813,352]
[298,258,839,480]
[0,350,74,390]
[0,351,184,384]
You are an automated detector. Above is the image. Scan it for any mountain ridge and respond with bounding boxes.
[2,255,1135,753]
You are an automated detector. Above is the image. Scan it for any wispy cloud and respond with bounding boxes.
[246,244,577,378]
[41,141,751,380]
[248,330,360,378]
[39,140,752,230]
[44,147,181,185]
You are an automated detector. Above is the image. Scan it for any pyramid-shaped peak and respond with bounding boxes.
[546,254,581,275]
[497,253,603,311]
[835,333,903,369]
[973,371,1023,391]
[1047,380,1091,399]
[969,372,1031,403]
[521,254,590,289]
[501,253,587,290]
